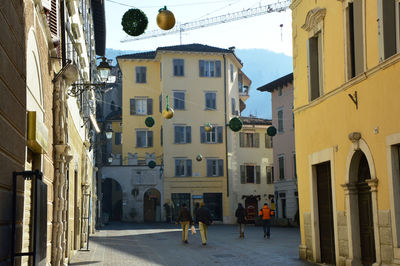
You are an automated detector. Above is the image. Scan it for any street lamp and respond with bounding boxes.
[67,57,112,97]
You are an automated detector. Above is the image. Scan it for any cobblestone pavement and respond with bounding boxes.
[69,222,315,266]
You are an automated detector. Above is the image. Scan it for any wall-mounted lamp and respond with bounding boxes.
[67,57,112,97]
[105,128,113,140]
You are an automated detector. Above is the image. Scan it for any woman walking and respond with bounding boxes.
[235,203,247,238]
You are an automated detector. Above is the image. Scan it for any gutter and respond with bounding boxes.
[223,54,229,197]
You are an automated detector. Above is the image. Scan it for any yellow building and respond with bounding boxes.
[292,0,400,265]
[118,44,246,223]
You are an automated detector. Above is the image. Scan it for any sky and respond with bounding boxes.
[104,0,293,56]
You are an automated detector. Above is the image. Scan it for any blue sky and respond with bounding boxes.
[105,0,293,55]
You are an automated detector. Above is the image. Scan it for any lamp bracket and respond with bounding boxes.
[68,82,106,97]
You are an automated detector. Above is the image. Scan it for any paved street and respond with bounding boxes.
[69,222,315,266]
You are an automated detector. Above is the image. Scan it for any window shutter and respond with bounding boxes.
[217,127,223,143]
[218,159,224,176]
[240,165,245,184]
[142,68,146,83]
[147,99,153,115]
[130,99,136,115]
[147,131,153,147]
[49,0,58,36]
[212,93,216,109]
[159,94,162,113]
[186,126,191,143]
[186,160,192,176]
[216,61,221,77]
[160,127,163,146]
[174,126,179,143]
[207,160,212,176]
[256,166,261,184]
[135,67,140,83]
[255,133,260,147]
[199,60,205,77]
[200,127,205,143]
[239,132,244,147]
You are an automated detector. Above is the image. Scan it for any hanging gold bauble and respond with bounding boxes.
[162,107,174,119]
[204,123,213,132]
[157,6,176,30]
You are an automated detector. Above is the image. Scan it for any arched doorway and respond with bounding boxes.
[144,188,161,222]
[355,153,376,265]
[102,178,123,221]
[244,196,259,223]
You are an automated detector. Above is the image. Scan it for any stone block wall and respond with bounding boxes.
[336,211,348,266]
[379,210,394,265]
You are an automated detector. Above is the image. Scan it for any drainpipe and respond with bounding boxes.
[61,0,66,67]
[223,54,229,197]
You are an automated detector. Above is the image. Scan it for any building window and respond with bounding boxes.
[174,125,191,144]
[136,130,153,148]
[175,159,192,177]
[379,0,400,60]
[159,94,162,113]
[130,98,153,115]
[278,86,282,96]
[200,126,223,144]
[347,0,364,79]
[230,64,234,82]
[115,132,122,145]
[239,132,260,148]
[307,32,323,101]
[277,109,284,133]
[173,91,185,110]
[293,153,297,179]
[389,144,400,246]
[279,192,287,218]
[265,134,272,148]
[206,159,224,177]
[240,165,261,184]
[205,92,216,110]
[266,166,273,184]
[278,155,285,180]
[135,66,146,83]
[173,59,184,76]
[231,98,236,115]
[199,60,221,77]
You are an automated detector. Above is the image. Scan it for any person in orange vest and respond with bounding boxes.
[259,203,274,239]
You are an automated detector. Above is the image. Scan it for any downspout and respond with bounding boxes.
[61,0,66,67]
[223,54,229,197]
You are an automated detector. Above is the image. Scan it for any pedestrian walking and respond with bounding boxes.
[259,203,274,239]
[235,203,247,238]
[195,202,213,245]
[176,203,193,244]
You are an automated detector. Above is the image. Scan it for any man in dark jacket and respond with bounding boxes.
[176,203,193,243]
[195,202,213,245]
[235,203,247,238]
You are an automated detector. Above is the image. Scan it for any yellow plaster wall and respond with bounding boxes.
[111,120,122,154]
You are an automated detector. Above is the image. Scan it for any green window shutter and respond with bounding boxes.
[217,126,223,143]
[240,165,245,184]
[147,131,153,147]
[130,99,136,115]
[147,98,153,115]
[199,60,205,77]
[256,166,260,184]
[255,133,260,148]
[186,160,192,176]
[218,159,224,176]
[216,60,221,77]
[186,126,191,143]
[200,126,205,143]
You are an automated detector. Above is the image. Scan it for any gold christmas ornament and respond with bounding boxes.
[196,154,203,162]
[157,6,176,30]
[204,123,213,132]
[162,95,174,119]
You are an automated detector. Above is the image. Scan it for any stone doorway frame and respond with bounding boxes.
[308,147,339,263]
[342,135,381,265]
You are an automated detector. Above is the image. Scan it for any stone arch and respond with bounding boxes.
[343,137,381,265]
[102,178,123,222]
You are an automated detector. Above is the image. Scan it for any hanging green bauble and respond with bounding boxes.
[196,154,203,162]
[267,126,277,136]
[145,116,155,127]
[148,160,156,169]
[157,6,176,30]
[204,123,213,132]
[228,117,243,132]
[121,9,148,36]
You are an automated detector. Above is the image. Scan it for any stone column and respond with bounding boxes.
[366,178,381,266]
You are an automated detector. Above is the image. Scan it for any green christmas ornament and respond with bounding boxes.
[196,154,203,162]
[148,160,156,169]
[145,116,155,127]
[228,117,243,132]
[121,9,148,36]
[267,126,277,136]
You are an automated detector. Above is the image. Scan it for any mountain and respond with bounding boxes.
[106,48,292,119]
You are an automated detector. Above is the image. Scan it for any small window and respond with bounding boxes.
[239,132,260,148]
[347,0,364,78]
[265,134,272,148]
[175,159,192,177]
[200,126,223,144]
[240,165,260,184]
[230,64,234,82]
[199,60,221,77]
[174,125,191,144]
[231,98,236,115]
[277,109,284,133]
[130,98,153,115]
[136,130,153,148]
[173,59,184,76]
[115,132,122,145]
[307,32,323,101]
[266,166,273,184]
[278,155,285,180]
[379,0,400,60]
[135,66,146,83]
[207,159,224,177]
[174,91,185,110]
[278,86,282,96]
[205,92,216,110]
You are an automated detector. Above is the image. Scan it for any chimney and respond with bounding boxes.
[228,46,236,52]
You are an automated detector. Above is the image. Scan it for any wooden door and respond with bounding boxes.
[357,154,376,265]
[316,162,336,264]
